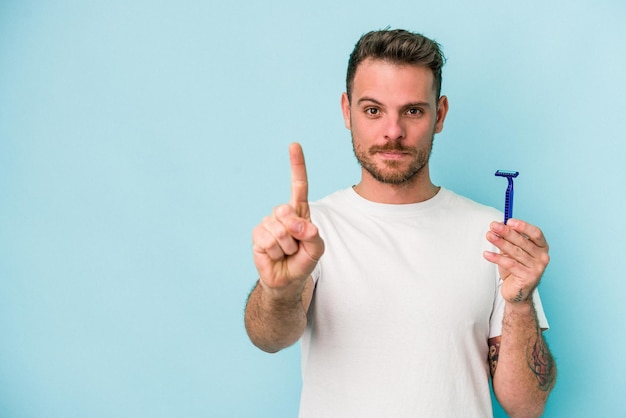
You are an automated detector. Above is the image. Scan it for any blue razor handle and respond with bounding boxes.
[494,170,519,224]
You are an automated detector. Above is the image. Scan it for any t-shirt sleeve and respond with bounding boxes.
[311,262,321,284]
[309,204,323,285]
[489,279,550,338]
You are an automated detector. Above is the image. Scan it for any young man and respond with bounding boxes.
[245,29,556,417]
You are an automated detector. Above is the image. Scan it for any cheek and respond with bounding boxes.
[350,122,374,145]
[411,119,437,136]
[352,115,378,133]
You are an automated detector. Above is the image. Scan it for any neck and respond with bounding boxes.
[353,168,440,204]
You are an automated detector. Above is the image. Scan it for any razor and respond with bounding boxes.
[495,170,519,224]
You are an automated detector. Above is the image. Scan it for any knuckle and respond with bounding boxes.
[252,224,267,242]
[259,215,274,229]
[253,234,273,252]
[273,225,290,240]
[514,245,526,259]
[273,204,293,218]
[501,256,516,269]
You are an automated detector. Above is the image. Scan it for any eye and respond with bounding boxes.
[406,107,423,116]
[365,107,380,116]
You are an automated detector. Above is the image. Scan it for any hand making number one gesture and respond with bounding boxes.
[252,143,325,296]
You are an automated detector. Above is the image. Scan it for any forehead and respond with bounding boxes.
[352,58,436,103]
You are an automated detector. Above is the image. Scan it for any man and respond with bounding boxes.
[245,29,556,417]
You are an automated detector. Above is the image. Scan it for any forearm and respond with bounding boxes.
[492,301,556,417]
[244,280,308,353]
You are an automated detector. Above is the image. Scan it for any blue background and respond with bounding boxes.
[1,1,625,417]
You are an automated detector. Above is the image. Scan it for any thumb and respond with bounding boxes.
[289,219,325,261]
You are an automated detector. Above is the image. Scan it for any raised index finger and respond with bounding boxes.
[289,142,309,217]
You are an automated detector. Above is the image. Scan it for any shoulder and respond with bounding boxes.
[308,188,362,235]
[439,188,501,220]
[310,188,353,216]
[435,189,503,233]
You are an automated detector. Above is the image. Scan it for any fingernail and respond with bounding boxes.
[291,221,303,234]
[491,222,504,232]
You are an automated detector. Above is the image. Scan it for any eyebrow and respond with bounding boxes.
[357,96,384,106]
[356,96,432,109]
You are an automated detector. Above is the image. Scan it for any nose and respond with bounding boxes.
[383,115,405,141]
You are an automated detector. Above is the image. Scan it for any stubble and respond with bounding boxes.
[352,135,434,185]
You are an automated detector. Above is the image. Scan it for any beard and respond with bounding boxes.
[352,134,434,185]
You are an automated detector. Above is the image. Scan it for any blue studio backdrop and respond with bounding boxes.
[1,1,625,417]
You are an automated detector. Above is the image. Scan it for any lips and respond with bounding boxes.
[377,151,409,159]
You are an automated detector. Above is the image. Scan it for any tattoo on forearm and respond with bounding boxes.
[512,288,524,303]
[527,331,555,391]
[488,340,500,376]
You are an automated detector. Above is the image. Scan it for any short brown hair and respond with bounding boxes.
[346,29,446,101]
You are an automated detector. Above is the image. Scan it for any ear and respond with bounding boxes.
[434,95,449,134]
[341,92,351,130]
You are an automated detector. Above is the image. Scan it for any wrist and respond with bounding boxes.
[504,298,535,315]
[258,276,306,305]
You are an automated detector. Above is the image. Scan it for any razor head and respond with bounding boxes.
[495,170,519,178]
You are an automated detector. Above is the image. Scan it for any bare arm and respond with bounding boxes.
[244,143,324,353]
[484,219,556,417]
[488,302,556,417]
[245,276,314,353]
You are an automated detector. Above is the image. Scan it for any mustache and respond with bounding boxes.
[368,143,417,155]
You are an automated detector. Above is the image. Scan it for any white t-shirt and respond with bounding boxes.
[299,187,548,418]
